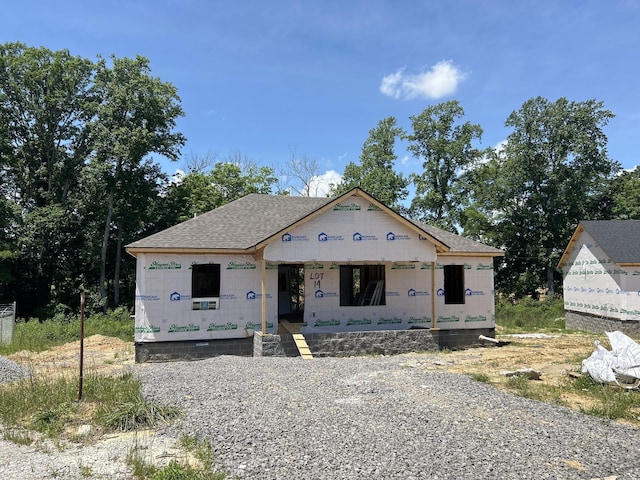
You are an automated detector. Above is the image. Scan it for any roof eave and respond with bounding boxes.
[557,223,583,269]
[125,247,250,258]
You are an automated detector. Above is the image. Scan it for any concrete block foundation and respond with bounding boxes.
[136,328,497,362]
[565,310,640,336]
[135,337,254,363]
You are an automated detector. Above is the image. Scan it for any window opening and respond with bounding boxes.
[340,265,385,306]
[443,264,464,304]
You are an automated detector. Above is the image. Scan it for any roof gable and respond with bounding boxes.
[558,220,640,267]
[126,188,503,257]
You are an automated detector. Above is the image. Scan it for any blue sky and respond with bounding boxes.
[4,0,639,194]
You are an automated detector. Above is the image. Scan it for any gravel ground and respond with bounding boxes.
[1,353,640,479]
[0,355,31,384]
[138,355,640,480]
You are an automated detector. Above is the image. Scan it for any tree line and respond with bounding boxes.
[1,43,638,318]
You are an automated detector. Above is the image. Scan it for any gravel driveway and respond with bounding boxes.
[137,355,640,480]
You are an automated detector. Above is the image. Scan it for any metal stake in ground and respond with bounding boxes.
[78,291,85,401]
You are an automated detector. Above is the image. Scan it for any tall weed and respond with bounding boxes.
[496,297,565,333]
[0,307,133,355]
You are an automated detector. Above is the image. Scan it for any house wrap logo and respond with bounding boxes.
[315,289,337,298]
[282,233,308,242]
[333,202,361,211]
[149,261,181,270]
[465,288,485,296]
[226,262,256,270]
[318,232,344,242]
[408,289,429,296]
[246,291,272,300]
[170,291,191,302]
[353,232,378,241]
[386,231,410,241]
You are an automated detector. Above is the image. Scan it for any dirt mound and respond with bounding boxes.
[8,334,134,376]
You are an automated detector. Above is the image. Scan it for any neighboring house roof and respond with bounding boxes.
[558,220,640,267]
[126,188,504,257]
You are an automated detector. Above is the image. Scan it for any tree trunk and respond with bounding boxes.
[546,266,555,297]
[100,192,114,312]
[113,226,122,307]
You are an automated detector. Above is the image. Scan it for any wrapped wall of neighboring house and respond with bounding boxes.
[559,220,640,334]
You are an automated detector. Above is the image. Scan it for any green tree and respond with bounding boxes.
[163,160,278,224]
[89,54,185,309]
[406,101,484,231]
[332,117,408,210]
[463,97,619,297]
[610,166,640,219]
[0,42,94,313]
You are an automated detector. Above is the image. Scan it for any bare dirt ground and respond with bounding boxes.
[7,331,610,415]
[7,332,601,382]
[8,334,135,377]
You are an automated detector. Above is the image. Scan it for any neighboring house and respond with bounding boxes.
[126,188,504,360]
[558,220,640,334]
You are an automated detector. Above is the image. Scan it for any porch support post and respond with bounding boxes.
[261,259,267,334]
[430,261,436,329]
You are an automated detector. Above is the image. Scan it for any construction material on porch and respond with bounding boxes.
[280,320,313,359]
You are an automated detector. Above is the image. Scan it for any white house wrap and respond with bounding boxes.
[559,220,640,331]
[127,189,504,344]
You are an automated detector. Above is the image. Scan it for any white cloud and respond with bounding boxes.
[380,60,466,100]
[170,169,185,184]
[304,170,343,197]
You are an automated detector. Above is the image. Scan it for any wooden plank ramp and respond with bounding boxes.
[292,333,313,359]
[280,320,313,359]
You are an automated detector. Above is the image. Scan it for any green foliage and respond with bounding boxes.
[609,166,640,219]
[0,42,185,316]
[463,97,619,297]
[127,436,227,480]
[0,307,133,355]
[164,160,278,222]
[469,373,490,383]
[332,116,409,211]
[97,396,180,432]
[571,375,640,422]
[407,100,485,231]
[495,297,565,333]
[0,371,178,434]
[2,429,34,446]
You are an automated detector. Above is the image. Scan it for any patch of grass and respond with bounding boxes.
[0,371,179,436]
[79,464,93,477]
[127,436,228,480]
[569,374,640,422]
[3,429,34,445]
[496,297,565,334]
[469,373,491,384]
[0,307,134,355]
[97,397,180,432]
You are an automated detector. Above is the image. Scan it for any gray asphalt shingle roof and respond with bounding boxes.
[126,191,503,256]
[580,220,640,264]
[418,223,504,255]
[127,194,332,251]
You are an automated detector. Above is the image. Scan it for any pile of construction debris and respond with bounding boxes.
[581,331,640,389]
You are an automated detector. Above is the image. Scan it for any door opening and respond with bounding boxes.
[278,264,304,322]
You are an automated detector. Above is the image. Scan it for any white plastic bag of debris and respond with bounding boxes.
[581,331,640,388]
